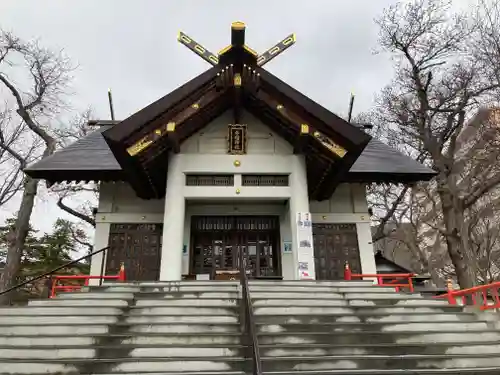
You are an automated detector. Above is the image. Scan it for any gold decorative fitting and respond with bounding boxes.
[231,21,246,30]
[322,215,327,220]
[233,160,241,167]
[166,122,176,132]
[235,188,241,194]
[155,129,162,135]
[126,137,153,156]
[312,131,347,158]
[276,104,284,110]
[300,124,309,134]
[192,103,200,109]
[234,73,242,87]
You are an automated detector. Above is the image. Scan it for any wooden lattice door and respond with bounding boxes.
[190,216,280,278]
[312,223,361,280]
[106,223,162,281]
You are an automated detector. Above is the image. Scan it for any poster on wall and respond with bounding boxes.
[283,241,292,253]
[296,212,315,279]
[298,261,312,280]
[296,212,314,253]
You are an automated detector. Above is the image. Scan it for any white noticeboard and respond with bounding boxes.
[296,212,314,280]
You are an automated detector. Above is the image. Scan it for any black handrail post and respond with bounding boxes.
[99,248,106,287]
[0,246,111,298]
[238,243,262,375]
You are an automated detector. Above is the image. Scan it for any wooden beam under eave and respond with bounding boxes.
[166,122,180,153]
[125,89,226,157]
[312,150,360,201]
[232,74,242,123]
[293,123,309,154]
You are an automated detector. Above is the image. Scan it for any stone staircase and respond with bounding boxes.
[0,280,499,374]
[0,281,246,375]
[250,280,500,374]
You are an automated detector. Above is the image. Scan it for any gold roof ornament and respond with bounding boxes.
[231,21,246,30]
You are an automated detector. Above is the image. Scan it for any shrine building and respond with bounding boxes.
[24,22,435,282]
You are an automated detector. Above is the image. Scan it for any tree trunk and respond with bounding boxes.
[437,178,476,290]
[0,176,39,305]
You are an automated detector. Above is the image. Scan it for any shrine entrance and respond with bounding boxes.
[190,216,281,279]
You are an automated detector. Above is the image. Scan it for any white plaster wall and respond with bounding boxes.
[310,183,376,275]
[181,110,293,155]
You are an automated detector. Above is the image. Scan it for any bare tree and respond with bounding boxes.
[0,31,74,304]
[372,0,500,289]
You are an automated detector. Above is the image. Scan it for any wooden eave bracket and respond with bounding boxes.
[125,88,225,157]
[253,90,349,159]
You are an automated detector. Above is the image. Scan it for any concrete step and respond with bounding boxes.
[256,321,489,333]
[253,305,463,315]
[0,333,243,346]
[124,314,239,324]
[134,298,238,307]
[252,299,347,307]
[72,290,242,299]
[0,324,110,336]
[348,299,449,306]
[0,306,122,315]
[0,315,118,325]
[248,286,397,293]
[127,323,240,334]
[28,299,130,307]
[100,281,240,287]
[0,312,240,325]
[248,280,375,287]
[260,353,500,371]
[0,357,246,374]
[249,292,427,300]
[264,369,500,375]
[260,342,500,357]
[255,312,480,324]
[56,292,134,299]
[257,330,500,345]
[0,344,245,359]
[128,306,238,315]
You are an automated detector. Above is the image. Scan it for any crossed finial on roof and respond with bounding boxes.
[177,21,296,68]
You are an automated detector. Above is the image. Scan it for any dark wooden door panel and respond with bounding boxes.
[190,216,280,278]
[313,223,361,280]
[107,223,162,281]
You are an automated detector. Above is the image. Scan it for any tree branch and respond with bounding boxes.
[56,196,95,228]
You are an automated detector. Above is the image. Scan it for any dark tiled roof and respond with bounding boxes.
[27,127,121,172]
[350,138,434,178]
[25,126,435,182]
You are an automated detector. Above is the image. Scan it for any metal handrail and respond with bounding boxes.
[0,245,111,297]
[238,249,262,375]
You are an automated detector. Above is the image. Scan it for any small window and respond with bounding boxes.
[242,175,289,186]
[186,174,234,186]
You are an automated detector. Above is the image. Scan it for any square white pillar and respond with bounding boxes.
[289,155,316,280]
[159,154,186,280]
[356,222,377,275]
[88,222,111,286]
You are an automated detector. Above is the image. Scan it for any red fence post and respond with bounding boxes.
[344,262,352,281]
[118,262,126,282]
[446,279,456,305]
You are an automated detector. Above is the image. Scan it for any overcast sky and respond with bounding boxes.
[0,0,475,236]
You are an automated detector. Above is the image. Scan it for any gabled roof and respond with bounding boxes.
[25,22,436,197]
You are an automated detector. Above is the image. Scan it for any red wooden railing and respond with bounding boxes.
[344,262,415,292]
[434,279,500,310]
[343,261,500,310]
[50,263,125,298]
